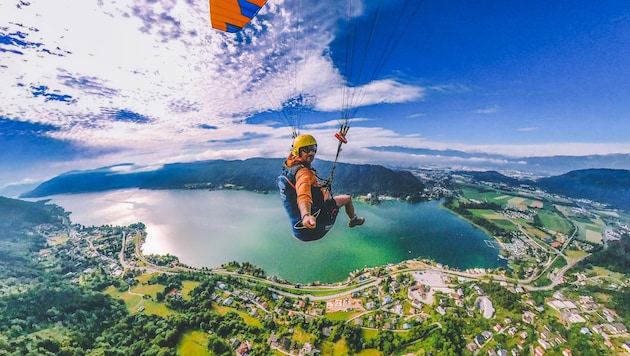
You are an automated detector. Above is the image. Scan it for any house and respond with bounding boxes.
[167,288,181,299]
[476,296,495,319]
[538,338,552,350]
[562,311,586,324]
[507,327,517,336]
[236,341,251,356]
[522,311,536,324]
[267,334,279,348]
[300,342,318,356]
[608,323,628,334]
[457,288,464,297]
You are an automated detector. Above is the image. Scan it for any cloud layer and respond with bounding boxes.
[2,0,630,188]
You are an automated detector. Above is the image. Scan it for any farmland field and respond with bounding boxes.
[536,209,573,235]
[212,303,262,327]
[507,197,527,209]
[584,229,603,244]
[178,331,211,356]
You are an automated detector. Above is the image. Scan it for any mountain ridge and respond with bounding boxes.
[370,147,630,175]
[19,158,426,200]
[456,168,630,211]
[19,158,630,212]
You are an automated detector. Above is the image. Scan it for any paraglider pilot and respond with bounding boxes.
[278,134,365,241]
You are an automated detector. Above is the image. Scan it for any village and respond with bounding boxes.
[29,172,630,355]
[43,217,629,355]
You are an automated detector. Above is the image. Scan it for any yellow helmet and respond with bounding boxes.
[291,134,317,156]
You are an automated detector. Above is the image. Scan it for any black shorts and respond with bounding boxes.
[293,198,339,242]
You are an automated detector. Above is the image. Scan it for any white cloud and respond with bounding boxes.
[315,79,425,112]
[4,0,424,150]
[2,0,629,189]
[407,113,426,119]
[517,127,541,132]
[474,105,501,114]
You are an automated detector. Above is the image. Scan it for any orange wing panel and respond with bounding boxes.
[209,0,267,32]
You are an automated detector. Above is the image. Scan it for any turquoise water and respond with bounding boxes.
[47,189,505,283]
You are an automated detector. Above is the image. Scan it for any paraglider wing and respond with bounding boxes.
[209,0,268,33]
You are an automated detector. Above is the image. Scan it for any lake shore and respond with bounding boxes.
[44,189,506,283]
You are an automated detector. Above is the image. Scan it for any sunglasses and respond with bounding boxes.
[299,145,317,154]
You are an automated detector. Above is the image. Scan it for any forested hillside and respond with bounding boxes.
[456,168,630,212]
[0,197,66,281]
[536,169,630,211]
[20,158,426,199]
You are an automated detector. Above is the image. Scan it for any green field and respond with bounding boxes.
[574,221,603,243]
[178,331,212,356]
[460,187,502,202]
[474,209,503,220]
[326,310,363,322]
[565,249,588,260]
[292,326,316,343]
[212,303,262,327]
[182,280,200,300]
[536,209,573,235]
[591,266,626,282]
[506,196,527,209]
[103,284,174,316]
[584,229,603,244]
[356,348,383,356]
[320,339,351,355]
[523,225,550,240]
[102,273,182,316]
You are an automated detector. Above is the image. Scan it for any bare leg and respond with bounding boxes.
[333,194,355,219]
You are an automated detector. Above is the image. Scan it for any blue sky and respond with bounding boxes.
[1,0,630,190]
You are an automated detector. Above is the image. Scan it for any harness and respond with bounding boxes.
[278,163,339,242]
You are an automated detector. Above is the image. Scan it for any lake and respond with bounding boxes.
[45,189,505,283]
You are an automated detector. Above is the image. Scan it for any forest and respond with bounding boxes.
[1,185,628,355]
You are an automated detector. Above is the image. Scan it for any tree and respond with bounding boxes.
[342,324,363,353]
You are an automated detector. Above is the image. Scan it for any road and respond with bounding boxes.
[112,227,587,303]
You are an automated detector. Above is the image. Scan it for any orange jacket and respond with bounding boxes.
[284,154,319,215]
